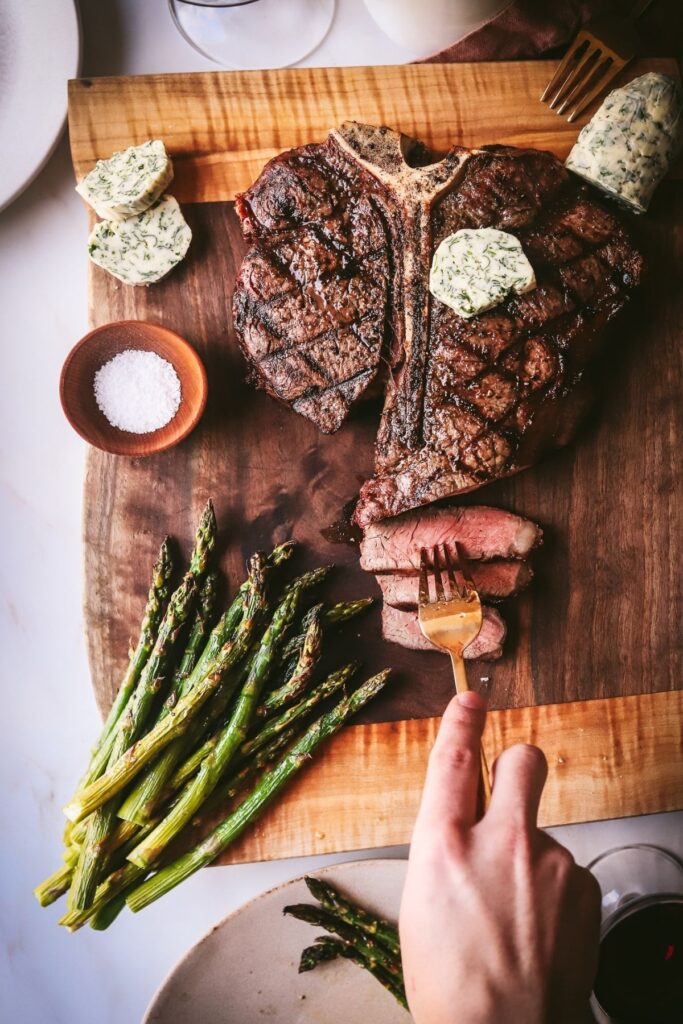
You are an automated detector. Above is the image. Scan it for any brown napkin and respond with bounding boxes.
[418,0,681,64]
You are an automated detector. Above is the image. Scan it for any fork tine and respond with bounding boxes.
[565,58,624,121]
[556,50,609,114]
[419,548,430,607]
[540,37,589,103]
[442,543,463,599]
[431,545,445,601]
[549,45,602,110]
[454,542,478,595]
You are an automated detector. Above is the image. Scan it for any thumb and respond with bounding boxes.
[414,691,487,837]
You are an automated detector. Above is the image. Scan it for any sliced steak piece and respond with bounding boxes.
[382,604,506,659]
[375,559,533,608]
[360,505,541,574]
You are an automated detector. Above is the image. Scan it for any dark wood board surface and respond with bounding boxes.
[83,190,682,724]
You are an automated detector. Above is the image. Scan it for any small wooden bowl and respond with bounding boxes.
[60,320,208,457]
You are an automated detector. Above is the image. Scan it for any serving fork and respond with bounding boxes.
[540,0,655,122]
[418,543,492,809]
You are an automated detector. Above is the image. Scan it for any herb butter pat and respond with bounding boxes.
[429,228,536,318]
[87,195,192,286]
[76,139,174,221]
[565,73,683,215]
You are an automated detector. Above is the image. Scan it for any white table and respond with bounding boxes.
[1,2,680,1021]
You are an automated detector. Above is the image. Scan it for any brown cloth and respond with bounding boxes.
[420,0,683,64]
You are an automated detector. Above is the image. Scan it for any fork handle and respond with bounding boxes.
[449,653,492,812]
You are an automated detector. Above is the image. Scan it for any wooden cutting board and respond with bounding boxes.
[68,59,683,863]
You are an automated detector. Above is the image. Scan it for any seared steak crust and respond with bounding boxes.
[233,139,400,433]
[233,124,643,511]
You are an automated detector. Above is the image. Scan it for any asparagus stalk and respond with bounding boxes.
[63,556,267,825]
[283,903,402,980]
[301,937,407,1008]
[127,585,303,869]
[67,570,201,909]
[125,670,391,912]
[303,876,400,958]
[60,862,147,932]
[117,571,221,824]
[242,664,359,760]
[65,505,217,909]
[279,598,373,663]
[75,538,175,794]
[34,864,73,907]
[257,605,323,718]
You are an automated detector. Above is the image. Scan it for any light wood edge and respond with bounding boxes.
[215,689,683,865]
[67,58,681,205]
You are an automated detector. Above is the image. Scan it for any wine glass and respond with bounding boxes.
[588,844,683,1023]
[169,0,336,70]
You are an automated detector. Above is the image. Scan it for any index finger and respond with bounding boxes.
[413,691,487,836]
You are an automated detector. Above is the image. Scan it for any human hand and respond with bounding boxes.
[400,692,600,1024]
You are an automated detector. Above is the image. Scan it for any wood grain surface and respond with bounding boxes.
[69,60,682,854]
[68,59,680,205]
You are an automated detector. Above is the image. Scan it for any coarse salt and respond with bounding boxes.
[93,349,182,434]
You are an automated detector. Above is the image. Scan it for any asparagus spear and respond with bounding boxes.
[127,585,304,869]
[300,937,407,1009]
[303,876,400,957]
[117,571,220,824]
[34,864,73,907]
[241,663,359,760]
[64,555,267,825]
[283,903,402,979]
[66,504,217,909]
[279,598,373,664]
[257,605,323,718]
[125,670,391,912]
[75,538,175,794]
[60,862,147,932]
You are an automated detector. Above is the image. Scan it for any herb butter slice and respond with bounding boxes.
[566,73,683,215]
[76,139,174,221]
[87,195,192,286]
[429,228,536,318]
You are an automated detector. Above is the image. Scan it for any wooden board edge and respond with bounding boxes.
[67,58,681,202]
[215,689,683,865]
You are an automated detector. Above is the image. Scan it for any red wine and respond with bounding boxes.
[594,898,683,1023]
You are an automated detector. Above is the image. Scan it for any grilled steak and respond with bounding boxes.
[382,604,507,658]
[233,122,643,516]
[375,559,533,608]
[360,505,541,574]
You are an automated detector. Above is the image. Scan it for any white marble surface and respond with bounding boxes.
[0,2,680,1022]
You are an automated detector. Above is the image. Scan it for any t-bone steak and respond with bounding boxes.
[232,122,643,518]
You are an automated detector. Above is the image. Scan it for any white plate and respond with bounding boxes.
[144,858,411,1024]
[0,0,81,212]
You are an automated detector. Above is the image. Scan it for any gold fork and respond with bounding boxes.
[540,0,655,122]
[418,542,492,809]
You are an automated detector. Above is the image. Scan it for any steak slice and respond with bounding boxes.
[375,559,533,608]
[382,604,506,658]
[360,505,542,573]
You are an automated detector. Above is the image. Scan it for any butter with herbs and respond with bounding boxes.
[87,195,192,286]
[76,139,174,221]
[565,72,683,214]
[429,228,536,318]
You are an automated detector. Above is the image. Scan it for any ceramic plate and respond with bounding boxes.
[144,858,411,1023]
[0,0,81,212]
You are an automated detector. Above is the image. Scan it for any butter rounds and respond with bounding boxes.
[429,228,536,318]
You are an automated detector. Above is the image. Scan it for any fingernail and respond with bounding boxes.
[457,691,487,711]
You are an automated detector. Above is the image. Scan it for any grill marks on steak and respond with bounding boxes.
[233,123,643,519]
[353,142,643,525]
[233,143,397,433]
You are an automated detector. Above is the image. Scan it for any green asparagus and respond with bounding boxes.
[257,605,323,717]
[304,876,400,958]
[125,671,391,912]
[301,937,407,1008]
[283,903,402,979]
